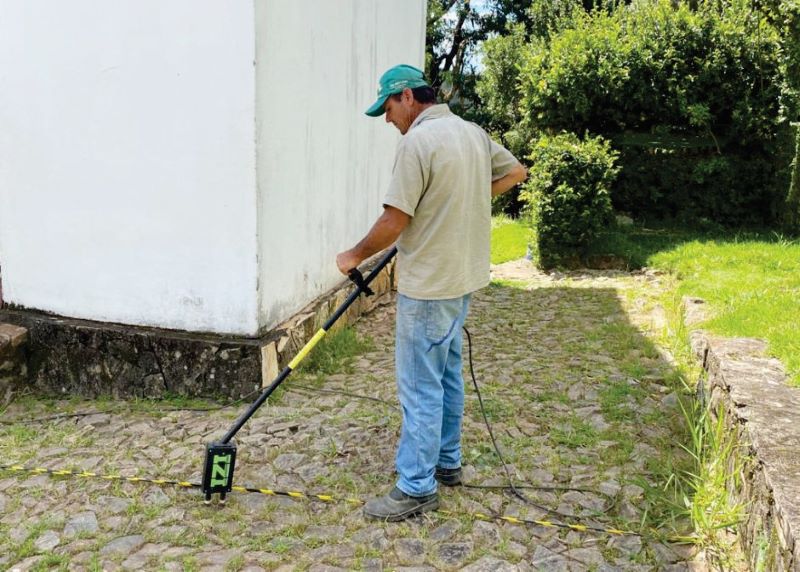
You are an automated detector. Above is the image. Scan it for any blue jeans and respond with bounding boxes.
[394,293,471,497]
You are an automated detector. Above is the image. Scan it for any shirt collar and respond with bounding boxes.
[408,104,452,132]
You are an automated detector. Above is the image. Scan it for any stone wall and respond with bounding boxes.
[0,255,395,400]
[0,323,28,406]
[689,311,800,571]
[259,258,395,385]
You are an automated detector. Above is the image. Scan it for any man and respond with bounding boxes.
[336,64,527,521]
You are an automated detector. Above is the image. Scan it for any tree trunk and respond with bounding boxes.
[786,123,800,233]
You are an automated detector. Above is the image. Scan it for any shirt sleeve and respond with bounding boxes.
[489,138,519,181]
[383,138,427,217]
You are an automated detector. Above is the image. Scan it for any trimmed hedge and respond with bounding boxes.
[522,133,619,268]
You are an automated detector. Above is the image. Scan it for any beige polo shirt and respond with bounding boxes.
[383,104,519,300]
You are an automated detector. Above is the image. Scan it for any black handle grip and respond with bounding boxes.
[348,268,374,296]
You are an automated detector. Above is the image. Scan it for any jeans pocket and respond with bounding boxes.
[424,299,461,343]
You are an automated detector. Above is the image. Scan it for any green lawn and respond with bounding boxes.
[490,221,800,385]
[649,237,800,386]
[490,215,529,264]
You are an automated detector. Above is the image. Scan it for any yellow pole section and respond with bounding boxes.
[288,328,328,370]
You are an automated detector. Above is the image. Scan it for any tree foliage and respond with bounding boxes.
[429,1,798,226]
[480,0,796,225]
[425,1,622,111]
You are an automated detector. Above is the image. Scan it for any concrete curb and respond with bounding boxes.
[687,298,800,571]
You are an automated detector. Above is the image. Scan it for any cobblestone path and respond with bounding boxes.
[0,261,704,571]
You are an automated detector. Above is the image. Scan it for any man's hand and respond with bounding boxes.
[336,249,363,276]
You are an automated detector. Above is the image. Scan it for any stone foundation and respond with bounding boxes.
[690,326,800,571]
[0,323,28,406]
[0,255,395,400]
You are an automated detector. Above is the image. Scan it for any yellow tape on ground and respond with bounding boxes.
[0,464,651,538]
[288,329,327,370]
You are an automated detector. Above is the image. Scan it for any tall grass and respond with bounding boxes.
[677,394,745,561]
[655,285,747,565]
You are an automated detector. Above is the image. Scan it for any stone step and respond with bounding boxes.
[0,322,28,405]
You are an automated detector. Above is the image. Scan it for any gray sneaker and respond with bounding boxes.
[435,466,462,486]
[363,486,439,521]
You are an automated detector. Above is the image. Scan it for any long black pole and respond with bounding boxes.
[219,247,397,444]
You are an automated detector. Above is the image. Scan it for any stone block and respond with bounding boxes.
[681,296,710,327]
[0,322,28,405]
[260,342,279,387]
[0,322,28,348]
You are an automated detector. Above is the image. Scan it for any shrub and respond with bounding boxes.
[522,133,620,268]
[479,24,529,147]
[512,1,791,226]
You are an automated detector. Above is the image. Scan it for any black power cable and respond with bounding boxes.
[0,389,263,425]
[462,326,612,520]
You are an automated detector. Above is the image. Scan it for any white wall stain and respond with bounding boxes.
[254,0,426,331]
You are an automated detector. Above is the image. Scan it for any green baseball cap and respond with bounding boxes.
[365,64,430,117]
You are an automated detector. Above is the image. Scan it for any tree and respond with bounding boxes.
[425,0,485,107]
[787,124,800,232]
[425,0,629,115]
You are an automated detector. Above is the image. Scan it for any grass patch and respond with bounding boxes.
[587,224,709,269]
[224,554,245,572]
[550,416,599,449]
[488,278,530,290]
[491,214,797,381]
[587,223,799,385]
[599,382,639,422]
[296,327,374,378]
[472,397,514,422]
[10,519,62,562]
[531,389,570,404]
[599,433,635,466]
[491,215,529,264]
[650,235,800,385]
[31,554,69,571]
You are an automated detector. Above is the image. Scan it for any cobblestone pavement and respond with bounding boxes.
[0,261,706,571]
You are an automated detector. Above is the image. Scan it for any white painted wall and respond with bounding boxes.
[0,0,426,336]
[255,0,426,330]
[0,1,259,334]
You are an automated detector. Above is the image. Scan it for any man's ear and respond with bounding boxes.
[401,87,414,104]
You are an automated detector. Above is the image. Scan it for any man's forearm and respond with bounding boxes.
[336,206,410,274]
[351,209,406,259]
[491,163,528,198]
